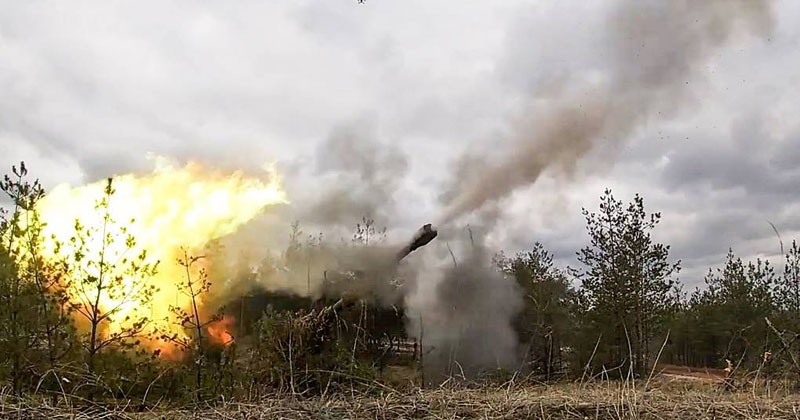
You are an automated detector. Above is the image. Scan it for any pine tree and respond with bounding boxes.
[0,163,42,392]
[162,249,222,400]
[0,163,75,393]
[573,189,680,377]
[495,242,575,380]
[774,241,800,323]
[64,178,159,387]
[690,250,775,369]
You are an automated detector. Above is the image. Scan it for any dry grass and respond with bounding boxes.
[3,379,800,419]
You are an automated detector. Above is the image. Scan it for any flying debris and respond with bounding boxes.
[397,223,438,261]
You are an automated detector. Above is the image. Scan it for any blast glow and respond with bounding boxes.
[34,159,287,353]
[207,315,236,346]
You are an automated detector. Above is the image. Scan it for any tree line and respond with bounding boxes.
[498,188,800,384]
[2,161,800,406]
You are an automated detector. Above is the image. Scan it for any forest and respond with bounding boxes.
[1,161,799,418]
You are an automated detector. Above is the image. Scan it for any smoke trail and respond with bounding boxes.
[405,0,776,381]
[439,0,774,223]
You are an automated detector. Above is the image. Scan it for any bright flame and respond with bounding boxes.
[32,159,286,353]
[207,315,236,346]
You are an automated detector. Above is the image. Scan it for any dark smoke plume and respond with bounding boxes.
[404,233,524,382]
[439,0,774,224]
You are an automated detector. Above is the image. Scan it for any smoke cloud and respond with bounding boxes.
[406,0,776,380]
[439,0,774,224]
[404,236,524,382]
[300,120,409,228]
[209,223,414,307]
[195,0,777,380]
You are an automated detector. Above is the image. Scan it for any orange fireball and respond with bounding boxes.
[207,315,236,347]
[31,158,286,353]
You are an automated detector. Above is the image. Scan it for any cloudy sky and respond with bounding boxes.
[1,0,799,289]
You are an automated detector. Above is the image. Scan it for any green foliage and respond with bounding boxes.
[8,159,800,404]
[573,189,680,377]
[62,178,159,391]
[495,242,576,380]
[161,249,224,400]
[774,240,800,321]
[0,168,42,390]
[0,162,76,393]
[675,250,775,369]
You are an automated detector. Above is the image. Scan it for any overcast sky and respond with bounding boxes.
[1,1,799,289]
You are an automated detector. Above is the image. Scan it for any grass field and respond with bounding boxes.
[4,376,800,419]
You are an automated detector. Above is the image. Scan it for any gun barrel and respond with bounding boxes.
[397,223,438,261]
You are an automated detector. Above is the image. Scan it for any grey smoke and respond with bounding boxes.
[411,0,775,381]
[300,120,409,227]
[212,224,412,306]
[207,117,414,305]
[439,0,774,223]
[318,244,414,307]
[214,0,777,381]
[404,234,524,382]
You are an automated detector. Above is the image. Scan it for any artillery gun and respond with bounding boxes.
[396,223,438,262]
